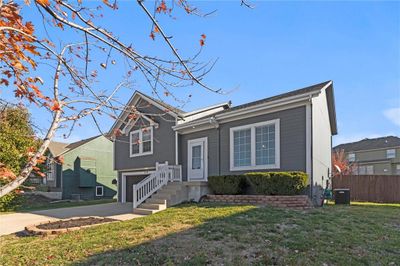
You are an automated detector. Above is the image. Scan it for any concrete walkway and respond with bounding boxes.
[0,203,142,236]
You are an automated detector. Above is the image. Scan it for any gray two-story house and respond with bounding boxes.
[334,136,400,175]
[110,81,337,213]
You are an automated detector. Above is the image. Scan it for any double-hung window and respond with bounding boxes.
[230,119,280,171]
[387,149,396,159]
[348,153,355,162]
[130,127,153,157]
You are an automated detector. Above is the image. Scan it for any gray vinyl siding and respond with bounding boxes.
[114,99,176,171]
[180,106,307,180]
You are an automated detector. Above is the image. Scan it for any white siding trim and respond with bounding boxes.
[187,137,208,181]
[95,186,104,197]
[129,127,153,157]
[121,171,155,203]
[229,119,280,171]
[175,131,179,165]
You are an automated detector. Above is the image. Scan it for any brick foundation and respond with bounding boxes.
[202,195,313,209]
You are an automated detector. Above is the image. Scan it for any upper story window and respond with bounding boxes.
[386,149,396,159]
[396,165,400,175]
[130,127,153,157]
[348,153,355,162]
[230,119,280,171]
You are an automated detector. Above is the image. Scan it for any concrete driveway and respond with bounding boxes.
[0,203,142,236]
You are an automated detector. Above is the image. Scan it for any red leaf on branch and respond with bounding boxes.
[149,31,155,40]
[50,101,61,111]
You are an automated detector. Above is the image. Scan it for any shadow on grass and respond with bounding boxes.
[71,204,309,265]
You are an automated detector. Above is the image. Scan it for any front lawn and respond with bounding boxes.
[0,203,399,265]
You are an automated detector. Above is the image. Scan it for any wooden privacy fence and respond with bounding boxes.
[332,175,400,203]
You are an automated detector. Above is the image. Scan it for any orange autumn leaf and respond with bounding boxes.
[36,0,50,6]
[199,39,205,46]
[50,100,61,111]
[201,34,206,39]
[149,31,155,40]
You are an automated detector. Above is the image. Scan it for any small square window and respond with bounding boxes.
[387,149,396,159]
[348,153,355,162]
[96,186,104,197]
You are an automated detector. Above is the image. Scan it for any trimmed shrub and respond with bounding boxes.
[208,175,246,195]
[245,171,308,195]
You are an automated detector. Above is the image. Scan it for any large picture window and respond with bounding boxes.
[230,119,280,171]
[130,127,153,157]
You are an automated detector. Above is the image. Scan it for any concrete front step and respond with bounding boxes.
[139,203,166,210]
[132,208,159,215]
[146,198,167,205]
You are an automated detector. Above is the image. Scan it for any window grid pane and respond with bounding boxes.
[233,129,251,167]
[192,145,202,169]
[142,141,151,153]
[255,125,275,165]
[131,132,140,154]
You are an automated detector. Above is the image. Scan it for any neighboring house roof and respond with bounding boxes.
[334,136,400,152]
[48,135,102,156]
[48,141,69,157]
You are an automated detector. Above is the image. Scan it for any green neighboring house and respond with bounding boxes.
[334,136,400,175]
[44,135,117,200]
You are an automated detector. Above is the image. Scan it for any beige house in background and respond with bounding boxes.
[334,136,400,175]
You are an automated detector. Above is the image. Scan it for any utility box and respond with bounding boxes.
[334,189,350,204]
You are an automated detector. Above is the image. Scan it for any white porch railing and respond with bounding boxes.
[132,162,182,208]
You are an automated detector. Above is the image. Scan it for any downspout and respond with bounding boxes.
[218,126,221,176]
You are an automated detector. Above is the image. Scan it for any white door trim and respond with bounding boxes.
[121,171,154,203]
[187,137,208,181]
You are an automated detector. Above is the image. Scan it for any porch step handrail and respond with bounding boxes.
[132,163,182,208]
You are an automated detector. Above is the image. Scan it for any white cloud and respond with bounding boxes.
[384,107,400,127]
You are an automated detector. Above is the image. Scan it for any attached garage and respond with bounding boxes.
[121,173,150,202]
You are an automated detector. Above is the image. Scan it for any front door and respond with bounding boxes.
[188,138,207,181]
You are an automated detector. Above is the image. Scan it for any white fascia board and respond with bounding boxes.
[109,91,180,136]
[183,102,230,117]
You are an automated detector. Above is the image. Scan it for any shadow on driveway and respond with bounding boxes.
[0,203,140,236]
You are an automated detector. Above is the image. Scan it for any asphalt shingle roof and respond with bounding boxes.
[334,136,400,152]
[48,135,101,156]
[184,80,332,122]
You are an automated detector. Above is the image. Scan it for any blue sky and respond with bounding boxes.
[4,0,400,145]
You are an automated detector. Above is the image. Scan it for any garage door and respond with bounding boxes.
[125,175,147,202]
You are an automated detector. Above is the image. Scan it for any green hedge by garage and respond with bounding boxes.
[208,171,308,196]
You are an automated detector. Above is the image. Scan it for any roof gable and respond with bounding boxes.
[48,135,102,156]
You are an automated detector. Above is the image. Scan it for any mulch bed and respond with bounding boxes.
[36,217,118,230]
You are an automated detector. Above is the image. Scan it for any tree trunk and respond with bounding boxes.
[0,109,62,197]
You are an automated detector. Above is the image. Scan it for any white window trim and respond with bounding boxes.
[229,119,280,171]
[386,149,396,159]
[95,186,104,196]
[129,127,153,157]
[187,137,208,181]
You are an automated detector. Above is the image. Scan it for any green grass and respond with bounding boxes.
[1,203,399,265]
[0,197,116,214]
